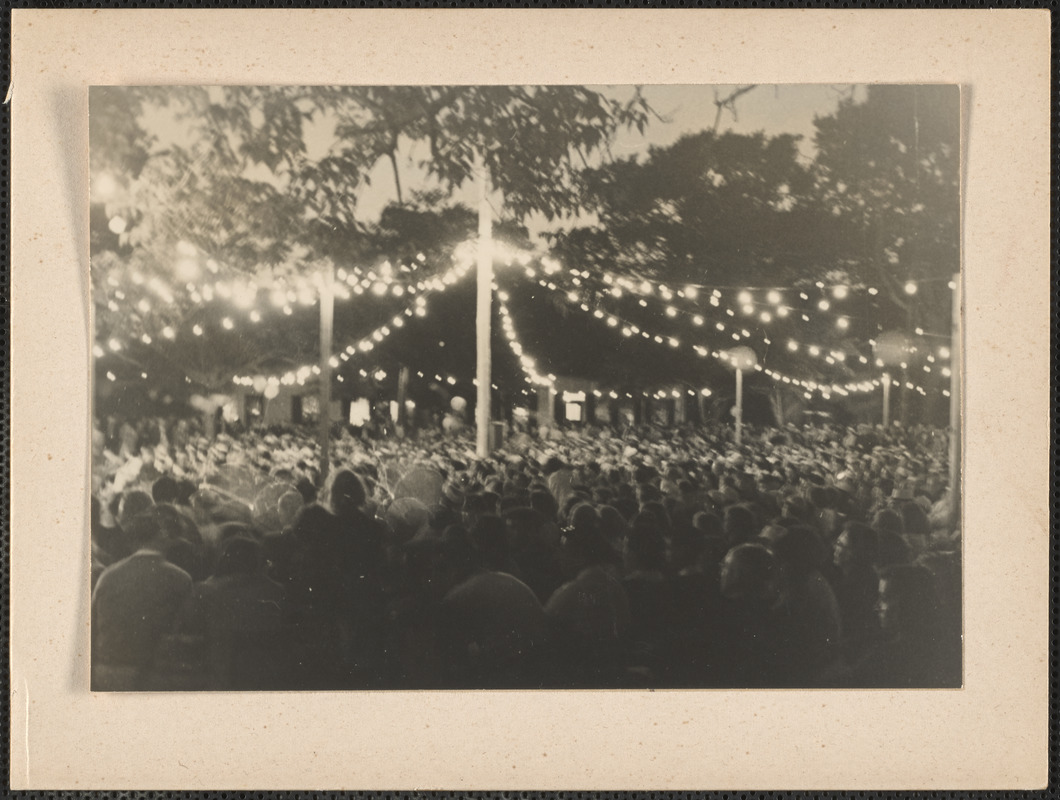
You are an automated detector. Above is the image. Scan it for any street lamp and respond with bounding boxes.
[726,345,758,445]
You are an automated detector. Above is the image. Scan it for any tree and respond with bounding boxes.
[811,84,960,323]
[811,85,960,424]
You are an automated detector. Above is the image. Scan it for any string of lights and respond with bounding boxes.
[494,284,556,390]
[231,257,475,388]
[530,273,940,399]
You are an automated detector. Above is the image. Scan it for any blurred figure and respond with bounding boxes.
[92,508,193,690]
[849,564,961,687]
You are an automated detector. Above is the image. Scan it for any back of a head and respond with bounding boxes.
[151,475,180,505]
[386,496,430,547]
[597,505,628,546]
[640,500,671,531]
[211,500,254,527]
[692,510,723,539]
[218,521,257,544]
[876,529,913,568]
[277,490,305,529]
[569,502,600,534]
[878,563,939,636]
[328,469,367,518]
[723,504,758,546]
[872,508,904,537]
[470,514,509,561]
[770,524,826,577]
[626,519,668,572]
[118,490,154,529]
[720,543,777,601]
[899,501,930,536]
[292,503,340,546]
[214,535,265,578]
[502,506,547,550]
[175,479,197,506]
[842,521,879,567]
[123,507,174,549]
[529,489,559,523]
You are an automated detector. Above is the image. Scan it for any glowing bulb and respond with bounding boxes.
[140,334,152,345]
[250,310,261,323]
[777,306,790,318]
[700,388,712,397]
[192,325,203,336]
[808,346,820,357]
[372,282,387,296]
[108,338,122,352]
[93,344,105,358]
[684,286,699,300]
[817,299,831,311]
[836,317,850,330]
[176,258,200,282]
[941,367,952,377]
[938,346,951,359]
[904,281,918,295]
[741,304,754,315]
[392,285,405,297]
[640,281,653,294]
[108,216,127,235]
[283,305,293,316]
[607,317,618,327]
[832,285,849,300]
[162,326,175,340]
[767,290,782,305]
[737,290,753,305]
[760,311,772,323]
[692,315,704,326]
[222,317,234,330]
[787,340,798,352]
[106,371,116,382]
[665,306,677,317]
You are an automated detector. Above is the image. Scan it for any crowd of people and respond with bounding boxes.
[91,414,961,691]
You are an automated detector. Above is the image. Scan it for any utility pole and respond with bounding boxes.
[318,261,335,484]
[475,152,493,457]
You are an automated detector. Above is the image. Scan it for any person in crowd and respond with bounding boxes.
[179,535,290,689]
[545,512,630,687]
[713,542,791,687]
[88,413,959,690]
[828,520,881,661]
[768,525,842,685]
[435,523,551,688]
[848,564,961,687]
[91,507,194,690]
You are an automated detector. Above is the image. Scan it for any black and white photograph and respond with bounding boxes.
[88,83,962,692]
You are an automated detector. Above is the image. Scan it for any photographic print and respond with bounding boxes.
[88,83,962,692]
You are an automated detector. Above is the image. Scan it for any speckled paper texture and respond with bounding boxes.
[9,9,1050,790]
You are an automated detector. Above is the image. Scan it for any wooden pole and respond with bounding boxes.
[734,367,744,445]
[949,272,961,513]
[882,371,892,428]
[397,365,410,432]
[475,153,493,458]
[318,262,334,484]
